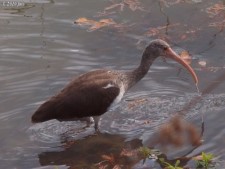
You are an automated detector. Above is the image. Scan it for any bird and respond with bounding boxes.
[31,39,198,131]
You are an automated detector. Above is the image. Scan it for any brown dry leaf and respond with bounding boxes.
[97,2,124,16]
[91,18,116,30]
[145,23,180,37]
[74,17,117,31]
[160,0,183,7]
[146,27,161,37]
[124,0,144,11]
[160,0,202,7]
[209,20,225,30]
[101,154,115,164]
[75,17,95,26]
[180,50,192,65]
[206,3,225,17]
[104,3,124,11]
[98,0,144,16]
[181,29,199,40]
[206,3,225,30]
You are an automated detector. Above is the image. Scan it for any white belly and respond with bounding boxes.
[103,83,125,110]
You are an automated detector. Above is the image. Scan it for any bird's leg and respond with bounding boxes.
[83,117,94,127]
[93,116,100,132]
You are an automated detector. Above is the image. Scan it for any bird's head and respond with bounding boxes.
[143,39,198,85]
[145,39,170,57]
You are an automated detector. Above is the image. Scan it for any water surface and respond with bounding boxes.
[0,0,225,168]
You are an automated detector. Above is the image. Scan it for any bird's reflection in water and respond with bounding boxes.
[36,116,203,168]
[37,133,143,168]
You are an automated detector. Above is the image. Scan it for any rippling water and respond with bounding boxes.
[1,0,225,168]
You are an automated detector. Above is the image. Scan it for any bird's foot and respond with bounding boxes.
[93,116,101,134]
[85,117,94,127]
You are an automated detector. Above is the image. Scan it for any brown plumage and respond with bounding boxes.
[32,70,121,129]
[31,39,198,131]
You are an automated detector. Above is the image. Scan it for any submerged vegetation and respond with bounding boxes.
[159,158,183,169]
[194,152,215,169]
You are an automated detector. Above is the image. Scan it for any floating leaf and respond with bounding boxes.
[160,0,183,7]
[123,0,144,11]
[209,20,225,30]
[206,3,225,17]
[160,0,203,7]
[145,23,180,37]
[98,0,144,16]
[180,50,192,65]
[74,17,119,31]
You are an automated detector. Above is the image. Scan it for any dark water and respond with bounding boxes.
[0,0,225,168]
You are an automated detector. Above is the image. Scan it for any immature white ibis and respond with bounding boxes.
[31,39,198,131]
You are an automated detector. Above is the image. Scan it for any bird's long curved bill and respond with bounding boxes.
[166,48,199,85]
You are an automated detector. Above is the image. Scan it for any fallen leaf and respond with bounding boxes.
[74,17,118,31]
[91,18,116,30]
[124,0,144,11]
[104,3,123,11]
[160,0,182,7]
[98,0,144,16]
[209,20,225,30]
[145,23,180,37]
[160,0,203,7]
[206,3,225,17]
[180,50,192,65]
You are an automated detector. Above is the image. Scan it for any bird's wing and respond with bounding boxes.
[32,71,121,122]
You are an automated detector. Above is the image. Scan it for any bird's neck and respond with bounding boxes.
[126,52,157,89]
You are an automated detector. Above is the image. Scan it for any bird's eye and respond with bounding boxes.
[163,46,168,51]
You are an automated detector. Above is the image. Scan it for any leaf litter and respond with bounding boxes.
[74,17,124,31]
[206,3,225,18]
[98,0,145,16]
